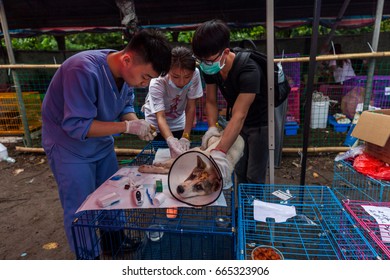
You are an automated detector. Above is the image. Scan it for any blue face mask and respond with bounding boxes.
[200,55,226,75]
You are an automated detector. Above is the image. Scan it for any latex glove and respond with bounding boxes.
[210,149,233,189]
[179,137,190,151]
[201,126,221,150]
[166,136,185,158]
[124,120,156,141]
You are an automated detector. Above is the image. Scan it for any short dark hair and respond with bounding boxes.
[171,46,196,71]
[125,29,172,76]
[192,19,230,59]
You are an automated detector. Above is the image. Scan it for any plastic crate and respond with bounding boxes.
[286,87,300,123]
[343,200,390,260]
[237,184,379,260]
[328,116,351,133]
[72,141,236,260]
[0,91,42,135]
[284,121,299,136]
[332,160,390,202]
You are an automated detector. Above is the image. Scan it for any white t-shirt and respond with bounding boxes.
[143,68,203,132]
[329,59,356,84]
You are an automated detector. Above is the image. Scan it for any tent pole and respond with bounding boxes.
[320,0,351,54]
[0,0,32,146]
[266,0,275,184]
[364,0,384,111]
[300,0,322,186]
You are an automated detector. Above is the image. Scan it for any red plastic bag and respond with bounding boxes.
[353,153,390,181]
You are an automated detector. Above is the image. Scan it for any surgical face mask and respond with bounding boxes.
[168,78,192,92]
[199,55,226,75]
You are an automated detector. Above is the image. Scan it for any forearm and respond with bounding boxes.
[87,120,126,137]
[216,112,245,153]
[183,100,196,136]
[216,93,253,153]
[205,85,218,128]
[121,112,138,121]
[156,111,173,140]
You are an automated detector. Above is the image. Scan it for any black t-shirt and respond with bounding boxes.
[203,52,268,127]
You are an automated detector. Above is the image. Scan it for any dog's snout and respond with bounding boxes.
[177,185,184,194]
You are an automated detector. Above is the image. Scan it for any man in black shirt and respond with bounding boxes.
[192,19,269,187]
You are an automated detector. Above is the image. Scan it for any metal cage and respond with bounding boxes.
[237,184,380,260]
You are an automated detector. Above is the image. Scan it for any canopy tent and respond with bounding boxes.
[0,0,389,37]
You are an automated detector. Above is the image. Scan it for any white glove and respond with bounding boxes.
[201,126,221,150]
[277,62,285,83]
[166,136,185,158]
[124,120,156,141]
[210,149,233,189]
[179,137,190,151]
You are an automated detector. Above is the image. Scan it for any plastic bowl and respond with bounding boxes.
[145,224,165,242]
[251,245,284,260]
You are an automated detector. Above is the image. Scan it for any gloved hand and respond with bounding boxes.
[124,120,156,141]
[201,126,221,150]
[179,137,190,151]
[210,149,233,189]
[167,136,185,158]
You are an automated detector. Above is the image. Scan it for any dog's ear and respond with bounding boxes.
[196,156,207,169]
[212,178,222,192]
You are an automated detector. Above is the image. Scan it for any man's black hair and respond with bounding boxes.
[125,29,172,76]
[192,19,230,59]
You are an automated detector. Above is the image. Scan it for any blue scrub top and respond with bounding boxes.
[41,49,135,163]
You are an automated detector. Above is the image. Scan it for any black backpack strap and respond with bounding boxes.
[224,51,251,120]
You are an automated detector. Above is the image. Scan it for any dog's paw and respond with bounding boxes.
[153,158,175,169]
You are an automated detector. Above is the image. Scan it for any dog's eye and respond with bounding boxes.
[186,174,196,181]
[194,184,203,191]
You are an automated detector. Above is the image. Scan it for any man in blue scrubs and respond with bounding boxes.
[41,29,171,257]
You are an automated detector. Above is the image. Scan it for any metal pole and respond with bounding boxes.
[300,0,322,186]
[0,0,32,146]
[364,0,384,111]
[266,0,275,184]
[320,0,351,53]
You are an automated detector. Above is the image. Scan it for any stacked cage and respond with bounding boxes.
[237,184,379,260]
[343,200,390,260]
[0,91,42,135]
[332,160,390,202]
[72,141,236,260]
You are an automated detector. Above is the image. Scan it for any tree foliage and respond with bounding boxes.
[2,19,389,51]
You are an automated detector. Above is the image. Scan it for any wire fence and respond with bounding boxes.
[0,52,389,151]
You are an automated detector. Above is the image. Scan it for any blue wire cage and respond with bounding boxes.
[237,184,380,260]
[332,160,390,202]
[72,141,236,260]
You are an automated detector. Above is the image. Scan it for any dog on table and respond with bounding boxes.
[138,131,245,198]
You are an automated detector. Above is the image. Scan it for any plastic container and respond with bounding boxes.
[0,143,15,163]
[310,100,330,129]
[284,121,299,136]
[251,245,284,260]
[146,224,165,242]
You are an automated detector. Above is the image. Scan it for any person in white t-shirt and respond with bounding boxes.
[143,46,203,158]
[328,43,356,84]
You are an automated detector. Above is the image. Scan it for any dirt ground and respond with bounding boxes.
[0,141,337,260]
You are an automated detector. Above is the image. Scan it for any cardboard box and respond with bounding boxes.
[351,109,390,164]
